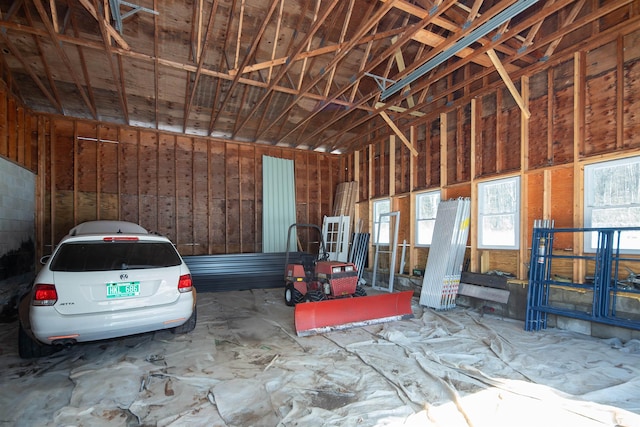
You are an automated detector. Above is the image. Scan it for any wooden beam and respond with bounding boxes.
[255,0,398,140]
[33,0,97,119]
[0,32,61,111]
[233,0,340,138]
[207,0,285,135]
[380,111,418,156]
[77,0,129,50]
[543,0,586,59]
[487,50,531,119]
[183,0,219,132]
[93,0,128,123]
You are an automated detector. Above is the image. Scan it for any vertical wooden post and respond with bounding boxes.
[389,135,396,197]
[574,51,586,282]
[439,113,447,192]
[470,99,478,273]
[520,76,530,280]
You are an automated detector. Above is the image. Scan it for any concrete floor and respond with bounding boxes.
[1,287,640,426]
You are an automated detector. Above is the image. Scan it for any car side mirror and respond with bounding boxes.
[39,255,51,265]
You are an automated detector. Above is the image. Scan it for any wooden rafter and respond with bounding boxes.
[68,1,97,117]
[207,0,281,135]
[77,0,129,50]
[93,0,128,123]
[255,0,399,141]
[232,0,341,139]
[542,0,586,59]
[322,0,354,98]
[345,0,633,152]
[381,0,524,70]
[183,0,219,132]
[0,31,61,111]
[23,4,64,113]
[290,0,461,148]
[32,0,97,119]
[267,0,285,83]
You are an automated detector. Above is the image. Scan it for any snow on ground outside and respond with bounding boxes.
[1,288,640,426]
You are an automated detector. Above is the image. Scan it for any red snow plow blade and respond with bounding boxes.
[294,291,414,337]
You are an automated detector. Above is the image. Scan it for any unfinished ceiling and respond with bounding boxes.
[0,0,636,153]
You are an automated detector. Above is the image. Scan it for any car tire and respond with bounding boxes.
[305,290,326,302]
[18,322,55,359]
[172,306,197,334]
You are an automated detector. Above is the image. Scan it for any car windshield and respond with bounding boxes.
[49,241,182,272]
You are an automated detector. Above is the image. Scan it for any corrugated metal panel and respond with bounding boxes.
[262,156,297,253]
[184,252,305,292]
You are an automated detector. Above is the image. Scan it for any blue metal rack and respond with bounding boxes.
[525,224,640,332]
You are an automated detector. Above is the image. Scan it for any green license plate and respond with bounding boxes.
[106,282,140,298]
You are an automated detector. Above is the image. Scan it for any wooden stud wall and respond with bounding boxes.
[350,28,640,281]
[18,113,345,258]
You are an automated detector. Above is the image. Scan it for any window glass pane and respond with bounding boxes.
[478,177,519,249]
[585,157,640,252]
[50,241,181,272]
[416,191,440,246]
[373,199,390,244]
[481,214,516,247]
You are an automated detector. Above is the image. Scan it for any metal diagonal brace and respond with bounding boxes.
[364,72,396,91]
[380,0,540,101]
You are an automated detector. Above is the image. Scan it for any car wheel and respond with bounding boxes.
[354,285,367,297]
[18,322,55,359]
[172,306,197,334]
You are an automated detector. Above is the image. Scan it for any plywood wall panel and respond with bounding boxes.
[550,167,574,250]
[119,129,140,223]
[225,144,241,252]
[480,114,497,177]
[176,136,194,252]
[501,107,521,172]
[319,154,332,220]
[552,86,574,164]
[428,120,440,187]
[525,171,544,247]
[77,134,97,193]
[7,97,16,159]
[192,138,209,255]
[157,134,176,237]
[528,96,549,168]
[294,151,309,223]
[98,129,119,196]
[623,59,640,148]
[358,147,369,201]
[52,120,75,191]
[585,70,617,155]
[414,123,427,190]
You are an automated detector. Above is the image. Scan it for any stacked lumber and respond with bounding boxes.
[333,181,358,218]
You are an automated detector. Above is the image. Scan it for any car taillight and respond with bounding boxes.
[33,284,58,306]
[178,274,192,293]
[103,236,139,242]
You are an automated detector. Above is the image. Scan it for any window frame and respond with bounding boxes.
[415,190,441,247]
[372,198,391,245]
[477,176,521,250]
[584,156,640,254]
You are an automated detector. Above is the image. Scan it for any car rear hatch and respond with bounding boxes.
[47,238,186,316]
[51,267,183,315]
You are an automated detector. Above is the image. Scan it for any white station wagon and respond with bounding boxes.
[18,220,197,358]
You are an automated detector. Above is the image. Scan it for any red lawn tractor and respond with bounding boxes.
[283,223,366,306]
